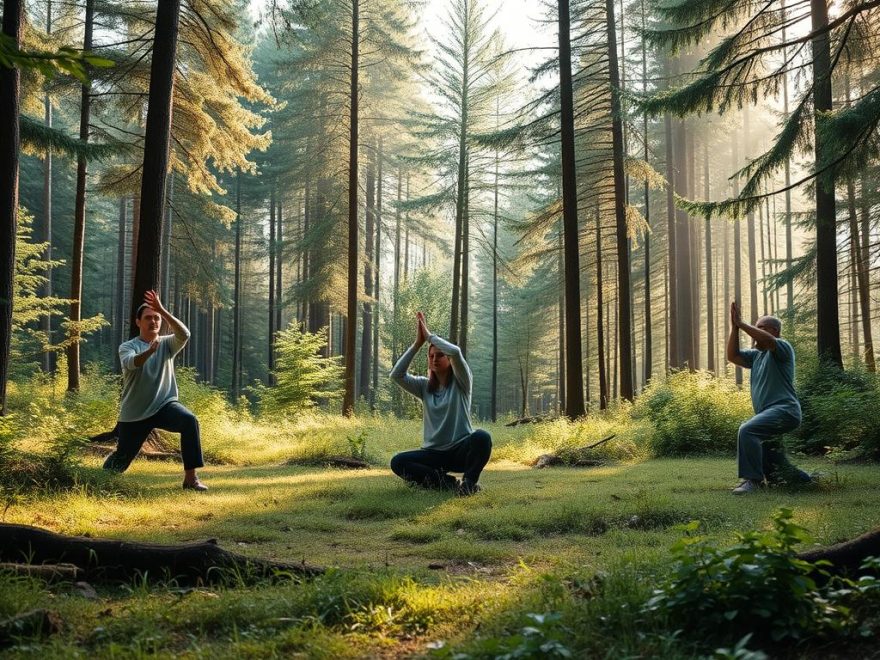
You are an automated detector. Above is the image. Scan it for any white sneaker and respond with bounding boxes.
[732,479,762,495]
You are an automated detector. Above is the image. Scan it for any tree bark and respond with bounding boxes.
[0,0,23,415]
[810,0,842,368]
[342,0,359,416]
[268,185,276,384]
[41,1,54,374]
[606,0,633,401]
[67,0,95,393]
[114,198,127,373]
[360,147,375,402]
[129,0,181,337]
[231,171,242,400]
[596,212,608,410]
[704,141,715,374]
[558,0,586,418]
[372,140,382,409]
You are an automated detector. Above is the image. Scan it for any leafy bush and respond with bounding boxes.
[633,371,752,456]
[790,357,880,459]
[644,509,843,645]
[259,323,343,416]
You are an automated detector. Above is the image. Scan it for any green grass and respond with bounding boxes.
[2,415,880,658]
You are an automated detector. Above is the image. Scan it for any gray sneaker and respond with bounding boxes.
[732,479,762,495]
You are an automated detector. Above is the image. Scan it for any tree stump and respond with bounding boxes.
[0,524,322,585]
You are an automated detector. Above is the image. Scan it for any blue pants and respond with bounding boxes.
[103,402,204,472]
[737,406,805,481]
[391,430,492,488]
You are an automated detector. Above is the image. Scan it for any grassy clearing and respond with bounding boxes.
[3,415,880,657]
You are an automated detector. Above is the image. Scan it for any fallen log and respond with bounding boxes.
[798,527,880,577]
[505,415,557,427]
[533,434,617,469]
[0,524,323,585]
[0,562,81,581]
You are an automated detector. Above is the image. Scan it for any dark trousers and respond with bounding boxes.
[737,406,808,482]
[390,430,492,488]
[103,401,204,472]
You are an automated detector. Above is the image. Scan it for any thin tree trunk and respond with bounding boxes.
[160,174,173,301]
[460,154,470,357]
[606,0,633,400]
[268,186,276,385]
[360,147,375,402]
[859,172,875,371]
[705,141,715,374]
[129,0,181,337]
[67,0,95,393]
[781,0,794,310]
[41,0,54,374]
[231,171,242,401]
[558,0,586,418]
[0,0,23,415]
[641,0,652,385]
[372,139,382,409]
[810,0,842,367]
[492,155,500,421]
[114,198,127,373]
[732,128,743,386]
[276,198,282,334]
[450,2,470,345]
[342,0,359,416]
[674,118,693,370]
[596,213,608,409]
[664,88,678,368]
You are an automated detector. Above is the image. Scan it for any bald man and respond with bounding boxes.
[726,302,811,494]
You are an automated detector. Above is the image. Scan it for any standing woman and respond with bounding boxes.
[390,312,491,495]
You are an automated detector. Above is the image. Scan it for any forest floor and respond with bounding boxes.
[3,417,880,658]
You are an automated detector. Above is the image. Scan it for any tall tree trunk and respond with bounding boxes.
[743,106,759,325]
[41,0,54,374]
[460,154,470,357]
[114,198,127,373]
[231,171,242,401]
[268,186,276,385]
[276,198,283,334]
[664,85,678,368]
[129,0,181,336]
[703,144,715,374]
[558,0,586,418]
[641,0,652,385]
[372,139,383,410]
[732,128,743,386]
[393,166,402,363]
[847,179,860,361]
[810,0,842,367]
[606,0,633,400]
[67,0,95,393]
[859,172,875,371]
[0,0,23,415]
[596,213,608,409]
[342,0,359,416]
[673,118,694,370]
[360,146,375,402]
[160,174,173,301]
[781,0,794,310]
[492,154,500,421]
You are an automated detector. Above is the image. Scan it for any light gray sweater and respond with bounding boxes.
[118,329,189,422]
[390,334,474,450]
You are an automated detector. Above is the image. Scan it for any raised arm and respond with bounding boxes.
[726,302,746,367]
[389,314,428,399]
[144,290,190,353]
[419,313,472,394]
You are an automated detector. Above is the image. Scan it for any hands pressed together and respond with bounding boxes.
[415,311,431,347]
[730,301,743,331]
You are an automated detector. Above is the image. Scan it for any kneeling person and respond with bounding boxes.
[103,290,207,491]
[389,312,491,496]
[726,302,810,494]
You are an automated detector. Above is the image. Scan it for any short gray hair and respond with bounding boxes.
[758,315,782,333]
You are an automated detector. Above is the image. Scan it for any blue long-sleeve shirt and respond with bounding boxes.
[389,334,474,450]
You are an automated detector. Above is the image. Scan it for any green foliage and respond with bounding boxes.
[633,371,752,456]
[791,358,880,459]
[432,612,574,659]
[347,430,368,462]
[0,34,113,83]
[260,324,343,416]
[644,509,840,645]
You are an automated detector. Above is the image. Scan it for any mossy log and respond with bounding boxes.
[0,524,322,585]
[798,527,880,576]
[0,562,81,581]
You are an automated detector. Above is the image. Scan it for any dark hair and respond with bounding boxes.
[136,303,152,320]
